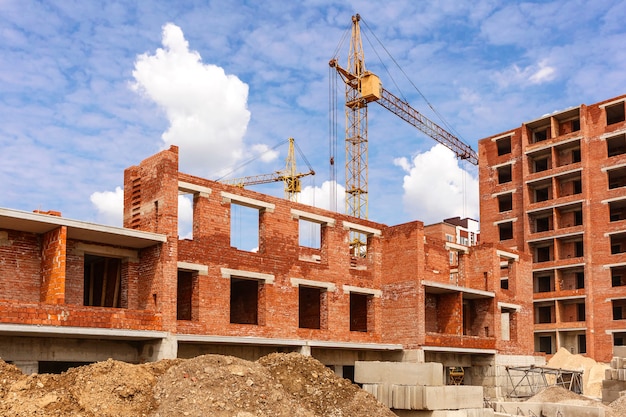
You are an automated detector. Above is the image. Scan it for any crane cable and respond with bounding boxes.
[359,18,466,143]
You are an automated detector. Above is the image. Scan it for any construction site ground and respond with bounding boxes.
[2,351,626,416]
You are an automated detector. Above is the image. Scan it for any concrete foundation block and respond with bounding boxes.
[423,386,483,410]
[362,383,392,407]
[542,402,605,417]
[392,384,424,410]
[355,361,444,386]
[614,345,626,358]
[606,368,613,380]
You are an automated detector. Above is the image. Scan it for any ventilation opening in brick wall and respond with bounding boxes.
[83,254,122,308]
[230,278,262,325]
[298,286,326,329]
[231,204,260,252]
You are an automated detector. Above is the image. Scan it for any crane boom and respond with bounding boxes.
[329,14,478,221]
[219,138,315,201]
[377,88,478,165]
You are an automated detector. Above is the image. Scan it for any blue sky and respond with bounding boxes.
[1,0,625,231]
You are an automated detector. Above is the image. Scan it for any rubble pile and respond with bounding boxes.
[0,353,395,417]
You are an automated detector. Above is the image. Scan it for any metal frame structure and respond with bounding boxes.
[505,365,583,398]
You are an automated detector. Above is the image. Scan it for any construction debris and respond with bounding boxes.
[547,347,609,399]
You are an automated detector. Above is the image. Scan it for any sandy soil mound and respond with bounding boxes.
[546,347,609,398]
[0,353,393,417]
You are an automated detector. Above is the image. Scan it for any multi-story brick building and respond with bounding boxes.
[478,93,626,363]
[1,145,535,395]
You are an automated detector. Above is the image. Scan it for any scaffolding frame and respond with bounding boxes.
[505,365,583,398]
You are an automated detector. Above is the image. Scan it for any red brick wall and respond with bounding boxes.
[0,230,41,303]
[40,226,67,304]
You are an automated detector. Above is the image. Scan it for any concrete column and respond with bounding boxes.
[140,333,178,362]
[299,345,311,356]
[13,360,38,375]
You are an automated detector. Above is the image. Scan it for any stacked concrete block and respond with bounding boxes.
[602,346,626,404]
[492,401,605,417]
[356,361,493,417]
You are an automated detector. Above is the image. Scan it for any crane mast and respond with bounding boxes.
[329,14,479,221]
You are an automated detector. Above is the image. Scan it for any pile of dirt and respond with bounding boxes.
[546,347,609,398]
[0,353,395,417]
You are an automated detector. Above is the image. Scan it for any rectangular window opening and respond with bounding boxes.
[536,246,552,263]
[299,286,323,329]
[230,278,260,325]
[606,102,626,125]
[497,165,512,184]
[83,254,123,308]
[535,187,550,202]
[498,193,513,212]
[350,292,370,332]
[534,158,549,172]
[609,167,626,189]
[533,127,550,143]
[298,219,322,249]
[178,193,194,240]
[177,270,195,321]
[231,204,260,252]
[609,200,626,222]
[612,266,626,287]
[496,136,512,156]
[613,300,626,320]
[538,336,553,354]
[607,134,626,157]
[537,305,553,324]
[498,222,513,241]
[536,275,553,293]
[611,234,626,254]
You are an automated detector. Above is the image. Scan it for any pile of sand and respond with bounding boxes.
[547,347,609,398]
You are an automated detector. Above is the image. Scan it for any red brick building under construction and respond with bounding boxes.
[1,145,534,396]
[479,93,626,363]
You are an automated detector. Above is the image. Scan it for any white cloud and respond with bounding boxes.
[178,194,193,239]
[494,59,557,88]
[90,186,123,226]
[394,144,479,225]
[131,23,251,178]
[299,180,346,213]
[251,143,280,164]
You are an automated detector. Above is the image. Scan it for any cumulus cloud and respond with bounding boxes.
[393,144,479,225]
[299,180,346,213]
[131,23,251,177]
[90,186,123,226]
[494,59,557,88]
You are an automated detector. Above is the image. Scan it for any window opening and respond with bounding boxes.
[537,306,553,323]
[612,266,626,287]
[350,293,369,332]
[497,165,512,184]
[533,127,550,143]
[498,194,513,212]
[611,233,626,254]
[575,241,584,257]
[613,300,626,320]
[576,272,585,289]
[496,136,512,156]
[534,158,549,172]
[177,270,195,321]
[231,204,260,252]
[607,134,626,157]
[299,286,323,329]
[84,254,122,308]
[535,187,550,202]
[609,167,626,189]
[574,209,583,226]
[538,336,553,354]
[577,303,586,321]
[609,200,626,222]
[230,278,260,325]
[535,216,551,232]
[578,334,586,354]
[536,246,551,263]
[498,222,513,241]
[536,275,552,293]
[178,193,194,239]
[572,149,581,163]
[298,219,322,249]
[606,102,625,125]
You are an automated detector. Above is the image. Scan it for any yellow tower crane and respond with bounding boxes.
[329,14,478,222]
[219,137,315,202]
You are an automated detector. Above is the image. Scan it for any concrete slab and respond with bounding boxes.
[362,383,392,408]
[614,345,626,358]
[355,361,444,386]
[393,409,494,417]
[493,401,605,417]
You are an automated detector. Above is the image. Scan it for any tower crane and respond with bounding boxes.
[219,137,315,202]
[329,14,478,221]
